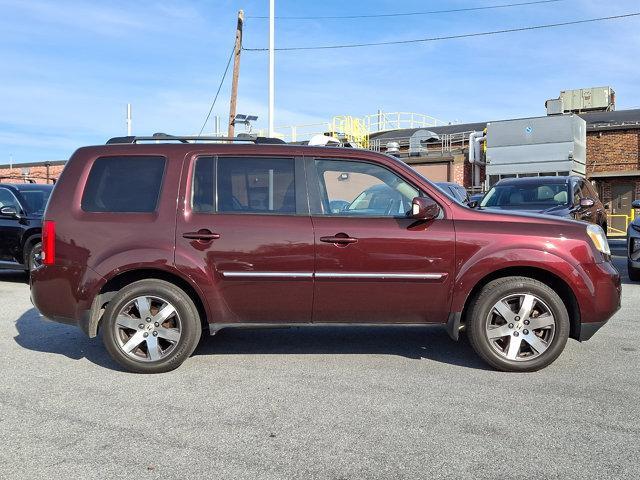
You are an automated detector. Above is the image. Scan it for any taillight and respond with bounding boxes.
[42,220,56,265]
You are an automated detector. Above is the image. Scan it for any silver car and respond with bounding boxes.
[628,200,640,281]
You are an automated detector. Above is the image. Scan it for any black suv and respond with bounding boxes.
[0,183,53,272]
[479,176,607,231]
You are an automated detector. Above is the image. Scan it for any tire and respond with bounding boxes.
[101,279,201,373]
[628,261,640,282]
[25,241,42,272]
[467,276,570,372]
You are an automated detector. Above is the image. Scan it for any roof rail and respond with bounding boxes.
[106,133,286,145]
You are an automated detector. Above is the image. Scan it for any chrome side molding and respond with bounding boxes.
[220,271,446,280]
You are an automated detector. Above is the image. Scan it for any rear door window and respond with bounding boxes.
[217,157,296,214]
[82,156,165,212]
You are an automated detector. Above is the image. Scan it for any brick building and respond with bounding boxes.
[0,160,65,184]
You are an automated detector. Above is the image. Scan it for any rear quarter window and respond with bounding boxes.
[81,156,165,213]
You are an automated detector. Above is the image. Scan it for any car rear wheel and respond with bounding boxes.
[467,276,570,372]
[101,279,201,373]
[628,261,640,282]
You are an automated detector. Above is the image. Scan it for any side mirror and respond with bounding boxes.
[0,206,19,218]
[468,200,479,209]
[632,200,640,209]
[411,197,440,221]
[579,197,595,209]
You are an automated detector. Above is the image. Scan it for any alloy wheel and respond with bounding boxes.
[114,295,182,362]
[30,244,42,270]
[485,293,556,361]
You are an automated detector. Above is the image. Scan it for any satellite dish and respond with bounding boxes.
[309,134,341,147]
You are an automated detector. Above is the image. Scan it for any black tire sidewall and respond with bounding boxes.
[101,279,201,373]
[467,277,570,372]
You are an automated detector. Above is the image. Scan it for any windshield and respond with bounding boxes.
[480,183,569,209]
[19,188,52,214]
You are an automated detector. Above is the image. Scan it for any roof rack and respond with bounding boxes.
[106,133,286,145]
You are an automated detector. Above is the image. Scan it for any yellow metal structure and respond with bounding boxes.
[330,116,369,149]
[607,209,636,237]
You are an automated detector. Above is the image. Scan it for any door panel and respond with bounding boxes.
[611,183,634,232]
[312,216,455,323]
[307,157,455,324]
[176,155,314,324]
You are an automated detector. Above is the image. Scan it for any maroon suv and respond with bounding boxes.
[31,135,621,373]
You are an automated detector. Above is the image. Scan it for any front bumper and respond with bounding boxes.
[576,260,621,341]
[628,227,640,266]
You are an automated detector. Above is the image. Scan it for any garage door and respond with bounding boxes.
[411,163,450,182]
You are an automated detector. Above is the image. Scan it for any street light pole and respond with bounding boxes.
[126,103,132,136]
[268,0,275,137]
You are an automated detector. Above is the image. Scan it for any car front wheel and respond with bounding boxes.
[25,241,42,272]
[467,276,570,372]
[101,279,201,373]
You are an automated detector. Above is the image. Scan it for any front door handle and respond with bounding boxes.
[183,229,220,241]
[320,234,358,245]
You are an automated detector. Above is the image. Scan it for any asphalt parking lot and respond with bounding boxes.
[1,247,639,479]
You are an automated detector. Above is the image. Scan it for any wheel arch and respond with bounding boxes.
[86,268,209,337]
[459,266,581,341]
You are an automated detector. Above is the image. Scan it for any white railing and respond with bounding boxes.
[258,112,449,143]
[363,112,447,133]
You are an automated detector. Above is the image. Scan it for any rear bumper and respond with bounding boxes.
[30,264,104,337]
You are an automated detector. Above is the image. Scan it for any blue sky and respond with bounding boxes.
[1,0,639,163]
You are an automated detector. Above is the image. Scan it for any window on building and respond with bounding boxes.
[82,156,166,212]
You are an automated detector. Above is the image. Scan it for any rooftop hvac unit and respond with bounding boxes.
[546,87,615,114]
[409,130,440,156]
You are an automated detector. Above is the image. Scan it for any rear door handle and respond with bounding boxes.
[183,229,220,241]
[320,234,358,245]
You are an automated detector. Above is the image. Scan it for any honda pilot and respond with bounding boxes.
[30,135,621,373]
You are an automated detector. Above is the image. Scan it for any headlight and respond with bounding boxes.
[586,224,611,256]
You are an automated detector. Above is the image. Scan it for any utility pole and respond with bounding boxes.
[268,0,275,136]
[228,9,244,138]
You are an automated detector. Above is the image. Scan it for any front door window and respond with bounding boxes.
[314,159,419,217]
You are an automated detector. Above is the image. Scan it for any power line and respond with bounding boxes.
[243,12,640,51]
[197,44,235,138]
[247,0,563,20]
